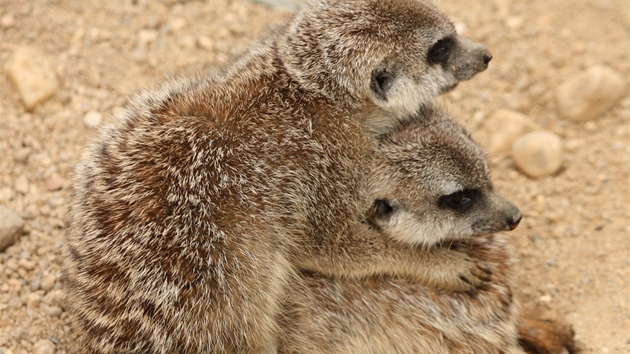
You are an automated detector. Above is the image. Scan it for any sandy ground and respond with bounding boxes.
[0,0,628,353]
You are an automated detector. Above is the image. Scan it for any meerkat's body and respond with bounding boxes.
[63,0,493,352]
[279,105,577,354]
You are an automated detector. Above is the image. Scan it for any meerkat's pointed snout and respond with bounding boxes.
[508,212,522,230]
[449,36,493,81]
[483,52,493,65]
[504,202,522,231]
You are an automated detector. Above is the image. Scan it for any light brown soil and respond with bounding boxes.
[0,0,628,353]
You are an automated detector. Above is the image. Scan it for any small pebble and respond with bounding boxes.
[539,294,552,303]
[253,0,299,10]
[33,339,56,354]
[44,174,65,191]
[25,293,41,310]
[83,111,103,128]
[197,35,215,50]
[18,258,35,271]
[14,175,30,195]
[167,17,186,32]
[30,276,41,291]
[0,187,14,201]
[475,109,539,152]
[1,14,15,27]
[0,207,24,252]
[138,29,159,44]
[43,289,65,308]
[4,46,60,110]
[42,304,63,317]
[40,273,57,292]
[512,131,564,178]
[556,65,626,121]
[178,35,196,49]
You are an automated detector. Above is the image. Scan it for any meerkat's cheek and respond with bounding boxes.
[387,213,450,248]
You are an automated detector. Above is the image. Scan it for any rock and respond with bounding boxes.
[252,0,299,10]
[83,110,103,128]
[14,175,30,195]
[44,173,65,191]
[18,258,36,271]
[475,109,540,153]
[512,131,564,178]
[44,289,65,309]
[138,29,158,44]
[40,273,57,292]
[167,17,186,32]
[5,46,60,110]
[1,14,15,28]
[556,65,626,121]
[24,293,41,310]
[197,35,214,50]
[30,276,41,291]
[0,187,14,202]
[33,339,56,354]
[0,207,24,252]
[42,304,63,317]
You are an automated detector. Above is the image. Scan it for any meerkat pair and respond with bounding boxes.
[278,104,579,354]
[63,0,500,352]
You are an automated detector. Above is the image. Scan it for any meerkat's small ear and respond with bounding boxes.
[370,68,396,101]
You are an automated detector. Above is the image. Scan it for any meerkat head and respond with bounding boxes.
[367,104,521,248]
[280,0,492,133]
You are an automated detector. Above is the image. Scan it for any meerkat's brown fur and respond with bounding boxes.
[63,0,493,352]
[278,105,578,354]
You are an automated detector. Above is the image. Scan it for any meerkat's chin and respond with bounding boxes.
[441,82,459,93]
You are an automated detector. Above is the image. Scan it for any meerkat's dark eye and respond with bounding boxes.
[370,68,395,100]
[372,199,395,220]
[428,37,455,65]
[438,189,478,213]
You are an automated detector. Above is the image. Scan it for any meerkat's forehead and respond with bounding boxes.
[380,110,491,193]
[303,0,456,39]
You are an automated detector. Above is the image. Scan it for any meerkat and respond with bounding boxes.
[278,104,578,354]
[63,0,494,352]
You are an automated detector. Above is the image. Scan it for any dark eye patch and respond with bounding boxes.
[438,189,479,213]
[372,199,395,220]
[428,37,456,65]
[370,68,396,100]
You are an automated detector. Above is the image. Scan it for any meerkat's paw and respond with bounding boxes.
[429,247,493,294]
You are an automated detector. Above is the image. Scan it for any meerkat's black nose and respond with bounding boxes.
[482,53,493,65]
[507,213,522,230]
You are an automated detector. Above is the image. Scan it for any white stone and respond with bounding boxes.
[512,131,564,178]
[0,187,14,201]
[41,304,63,317]
[25,293,41,310]
[1,14,15,28]
[33,339,56,354]
[5,46,60,110]
[14,175,29,194]
[0,207,24,252]
[253,0,299,10]
[197,35,214,51]
[138,29,159,44]
[44,173,65,191]
[475,109,540,153]
[167,17,186,32]
[83,110,103,128]
[40,273,57,292]
[556,65,626,121]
